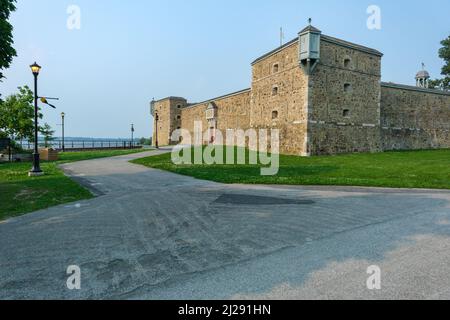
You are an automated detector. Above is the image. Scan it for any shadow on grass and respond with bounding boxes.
[0,174,92,220]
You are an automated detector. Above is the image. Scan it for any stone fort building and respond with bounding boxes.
[151,23,450,156]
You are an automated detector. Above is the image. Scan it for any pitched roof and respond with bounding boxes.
[381,82,450,96]
[321,35,383,57]
[152,96,187,103]
[251,38,298,65]
[299,25,321,34]
[184,88,251,110]
[415,70,430,79]
[251,31,383,65]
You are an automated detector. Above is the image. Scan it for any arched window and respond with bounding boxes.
[272,63,279,73]
[343,109,350,117]
[177,104,182,109]
[272,86,279,96]
[344,83,352,93]
[344,57,352,68]
[272,110,279,120]
[177,115,181,120]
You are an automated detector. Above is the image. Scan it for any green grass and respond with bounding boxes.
[132,147,450,190]
[58,149,148,163]
[0,149,149,220]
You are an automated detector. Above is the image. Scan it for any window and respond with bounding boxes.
[344,58,352,68]
[177,104,182,109]
[272,110,279,120]
[272,86,279,96]
[272,63,279,73]
[343,109,350,117]
[344,83,352,93]
[177,115,181,120]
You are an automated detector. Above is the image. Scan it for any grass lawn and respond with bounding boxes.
[132,147,450,190]
[58,149,148,163]
[0,149,149,220]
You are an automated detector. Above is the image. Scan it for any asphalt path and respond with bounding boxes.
[1,149,449,299]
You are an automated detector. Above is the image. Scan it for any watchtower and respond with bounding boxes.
[415,63,430,88]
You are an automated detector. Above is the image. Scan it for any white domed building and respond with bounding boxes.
[416,63,431,88]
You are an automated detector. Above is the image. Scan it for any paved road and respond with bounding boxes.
[1,149,450,299]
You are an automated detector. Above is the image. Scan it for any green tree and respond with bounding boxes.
[429,35,450,90]
[40,123,55,148]
[0,86,42,140]
[0,0,17,85]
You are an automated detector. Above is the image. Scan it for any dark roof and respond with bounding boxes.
[251,38,298,65]
[153,96,187,103]
[415,70,430,79]
[184,88,251,110]
[381,82,450,96]
[299,25,321,34]
[321,35,383,57]
[251,32,383,65]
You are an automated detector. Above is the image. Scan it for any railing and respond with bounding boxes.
[15,140,142,152]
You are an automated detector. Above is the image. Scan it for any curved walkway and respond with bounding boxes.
[1,149,450,299]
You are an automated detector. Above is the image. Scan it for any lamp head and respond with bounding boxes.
[40,97,56,109]
[30,62,41,76]
[61,112,65,118]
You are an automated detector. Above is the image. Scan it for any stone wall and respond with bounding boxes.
[381,83,450,151]
[151,26,450,156]
[152,99,171,147]
[309,38,382,155]
[250,41,309,155]
[152,97,187,146]
[179,89,251,144]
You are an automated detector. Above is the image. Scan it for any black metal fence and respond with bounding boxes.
[15,140,142,152]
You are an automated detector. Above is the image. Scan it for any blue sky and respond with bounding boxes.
[2,0,449,138]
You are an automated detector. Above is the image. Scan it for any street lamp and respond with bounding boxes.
[30,62,41,75]
[155,113,159,149]
[131,124,135,147]
[29,62,43,177]
[61,112,66,152]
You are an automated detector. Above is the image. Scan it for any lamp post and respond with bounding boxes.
[155,113,159,149]
[29,62,44,177]
[61,112,66,152]
[131,124,135,147]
